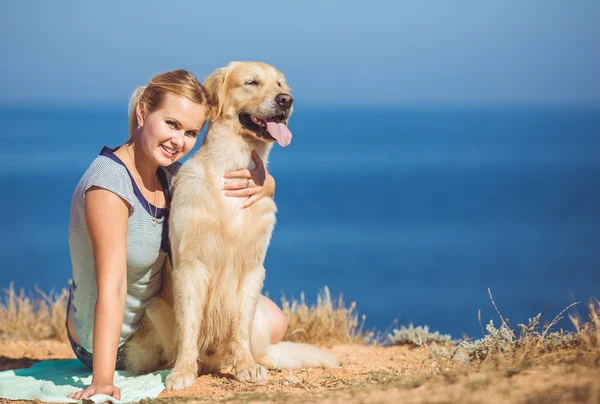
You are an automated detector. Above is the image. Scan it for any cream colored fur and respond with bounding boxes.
[123,62,338,390]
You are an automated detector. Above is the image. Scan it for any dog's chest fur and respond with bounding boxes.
[169,130,277,352]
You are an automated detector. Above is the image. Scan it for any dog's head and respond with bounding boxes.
[205,61,293,147]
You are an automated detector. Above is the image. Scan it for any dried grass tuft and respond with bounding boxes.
[421,292,600,370]
[281,286,374,345]
[387,324,451,346]
[1,283,371,346]
[570,298,600,350]
[0,283,68,342]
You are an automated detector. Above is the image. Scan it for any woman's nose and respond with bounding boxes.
[171,131,184,148]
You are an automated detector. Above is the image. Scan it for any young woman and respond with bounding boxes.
[66,70,288,400]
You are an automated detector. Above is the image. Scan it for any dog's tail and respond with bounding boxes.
[258,342,339,370]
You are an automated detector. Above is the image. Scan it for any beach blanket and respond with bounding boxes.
[0,359,169,403]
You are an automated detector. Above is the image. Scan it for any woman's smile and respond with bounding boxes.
[160,144,178,158]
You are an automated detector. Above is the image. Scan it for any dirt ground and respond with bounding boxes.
[1,340,599,403]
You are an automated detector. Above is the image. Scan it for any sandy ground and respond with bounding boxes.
[1,340,600,403]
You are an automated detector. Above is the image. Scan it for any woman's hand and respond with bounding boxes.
[223,150,276,208]
[67,383,121,400]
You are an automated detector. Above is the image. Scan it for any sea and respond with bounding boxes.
[1,105,599,340]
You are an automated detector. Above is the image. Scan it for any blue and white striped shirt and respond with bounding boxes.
[68,146,180,352]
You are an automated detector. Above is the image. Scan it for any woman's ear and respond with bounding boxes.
[135,103,145,128]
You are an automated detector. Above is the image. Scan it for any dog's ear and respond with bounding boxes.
[204,64,232,121]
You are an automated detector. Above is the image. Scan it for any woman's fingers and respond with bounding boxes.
[221,154,272,206]
[224,169,251,179]
[68,390,89,400]
[82,389,95,399]
[224,186,260,197]
[67,385,121,400]
[242,194,260,208]
[69,389,92,400]
[223,151,267,195]
[223,180,254,190]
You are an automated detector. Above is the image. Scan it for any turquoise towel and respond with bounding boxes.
[0,359,170,403]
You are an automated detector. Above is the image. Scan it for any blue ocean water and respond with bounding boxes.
[1,106,599,339]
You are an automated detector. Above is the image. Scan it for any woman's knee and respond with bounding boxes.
[260,296,288,344]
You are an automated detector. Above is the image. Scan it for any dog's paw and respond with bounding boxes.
[235,363,269,383]
[165,371,196,390]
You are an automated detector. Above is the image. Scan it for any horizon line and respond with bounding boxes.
[1,100,600,112]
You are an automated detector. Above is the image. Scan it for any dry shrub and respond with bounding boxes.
[387,324,452,346]
[1,283,372,346]
[570,298,600,350]
[281,286,373,345]
[423,293,600,372]
[0,283,68,342]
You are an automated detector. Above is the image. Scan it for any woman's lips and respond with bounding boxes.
[161,144,177,158]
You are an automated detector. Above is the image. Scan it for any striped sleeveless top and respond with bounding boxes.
[68,146,180,352]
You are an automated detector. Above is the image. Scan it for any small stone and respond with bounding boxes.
[282,376,302,386]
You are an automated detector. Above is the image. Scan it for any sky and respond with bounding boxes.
[1,0,599,107]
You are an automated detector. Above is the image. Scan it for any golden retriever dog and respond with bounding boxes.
[123,62,338,390]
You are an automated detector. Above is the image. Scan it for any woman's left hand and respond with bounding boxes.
[223,150,275,208]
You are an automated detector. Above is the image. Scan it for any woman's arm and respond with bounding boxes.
[67,186,129,401]
[223,150,276,208]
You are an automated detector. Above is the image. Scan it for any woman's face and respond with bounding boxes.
[137,93,207,166]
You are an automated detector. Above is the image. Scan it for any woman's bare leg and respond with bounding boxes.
[259,295,288,344]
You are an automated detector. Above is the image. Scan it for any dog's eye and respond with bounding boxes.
[245,79,259,86]
[277,81,282,88]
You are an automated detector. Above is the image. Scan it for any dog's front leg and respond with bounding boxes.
[165,261,209,391]
[231,266,267,383]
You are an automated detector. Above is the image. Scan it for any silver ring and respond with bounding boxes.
[246,179,251,188]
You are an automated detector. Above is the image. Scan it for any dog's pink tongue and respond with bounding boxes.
[266,121,292,147]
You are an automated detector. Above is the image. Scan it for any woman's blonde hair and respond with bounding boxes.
[127,70,210,138]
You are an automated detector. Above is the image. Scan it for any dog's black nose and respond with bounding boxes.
[276,93,293,109]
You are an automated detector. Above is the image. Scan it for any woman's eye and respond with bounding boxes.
[186,131,198,137]
[245,79,259,86]
[167,120,177,128]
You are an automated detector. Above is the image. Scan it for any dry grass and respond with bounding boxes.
[2,284,600,403]
[0,283,68,342]
[570,299,600,350]
[387,324,452,346]
[280,286,375,345]
[0,284,370,346]
[421,294,600,374]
